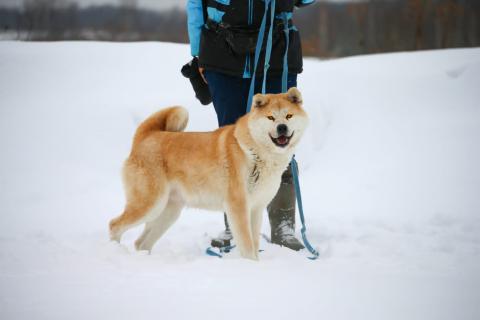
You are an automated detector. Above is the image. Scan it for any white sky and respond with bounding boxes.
[0,0,186,11]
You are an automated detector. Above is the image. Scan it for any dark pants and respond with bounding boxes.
[204,71,297,126]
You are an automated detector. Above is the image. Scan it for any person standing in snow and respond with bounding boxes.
[186,0,315,251]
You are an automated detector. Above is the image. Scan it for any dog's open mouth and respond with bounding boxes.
[270,132,294,148]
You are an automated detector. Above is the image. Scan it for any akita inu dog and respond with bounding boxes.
[109,87,308,260]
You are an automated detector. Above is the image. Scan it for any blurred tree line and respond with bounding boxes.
[295,0,480,57]
[0,0,187,42]
[0,0,478,57]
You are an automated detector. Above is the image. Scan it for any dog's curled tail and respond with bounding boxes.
[133,106,189,144]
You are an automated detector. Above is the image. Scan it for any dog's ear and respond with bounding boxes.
[252,94,269,108]
[286,87,302,104]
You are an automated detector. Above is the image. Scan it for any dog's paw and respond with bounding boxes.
[134,238,153,254]
[241,251,259,261]
[109,232,121,243]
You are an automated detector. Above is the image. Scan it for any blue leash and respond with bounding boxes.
[290,156,319,260]
[207,0,319,260]
[206,245,236,258]
[246,0,275,113]
[206,245,266,258]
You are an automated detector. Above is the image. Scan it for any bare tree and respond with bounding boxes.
[408,0,431,50]
[437,0,462,48]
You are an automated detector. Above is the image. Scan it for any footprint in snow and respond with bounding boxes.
[445,65,467,79]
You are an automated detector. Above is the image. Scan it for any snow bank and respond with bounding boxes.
[0,41,479,320]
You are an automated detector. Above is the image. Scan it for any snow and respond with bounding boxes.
[1,41,479,320]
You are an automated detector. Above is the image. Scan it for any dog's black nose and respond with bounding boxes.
[277,124,288,136]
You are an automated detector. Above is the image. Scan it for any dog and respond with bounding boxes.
[109,87,309,260]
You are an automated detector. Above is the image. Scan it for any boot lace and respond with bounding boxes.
[275,219,296,240]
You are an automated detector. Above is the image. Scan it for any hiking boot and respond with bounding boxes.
[268,165,305,251]
[210,213,233,248]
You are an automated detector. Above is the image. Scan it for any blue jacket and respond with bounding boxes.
[187,0,315,77]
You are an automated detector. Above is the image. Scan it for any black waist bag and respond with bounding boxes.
[206,20,281,56]
[181,57,212,105]
[224,27,259,55]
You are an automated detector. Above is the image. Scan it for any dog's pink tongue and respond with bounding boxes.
[277,136,288,145]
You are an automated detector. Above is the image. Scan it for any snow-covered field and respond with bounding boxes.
[0,41,479,320]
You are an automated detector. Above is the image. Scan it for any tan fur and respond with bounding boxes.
[109,88,308,260]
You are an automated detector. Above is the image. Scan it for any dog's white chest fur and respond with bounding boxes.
[246,151,291,208]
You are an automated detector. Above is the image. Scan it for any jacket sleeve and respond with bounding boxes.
[187,0,204,57]
[295,0,315,7]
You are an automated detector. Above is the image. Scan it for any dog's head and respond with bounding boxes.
[247,87,309,154]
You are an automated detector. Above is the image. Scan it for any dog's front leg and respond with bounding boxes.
[250,206,264,254]
[226,194,257,261]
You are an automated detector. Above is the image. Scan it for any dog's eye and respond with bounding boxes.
[286,114,293,120]
[267,116,275,121]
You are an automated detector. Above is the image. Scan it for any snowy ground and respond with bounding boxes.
[0,42,479,320]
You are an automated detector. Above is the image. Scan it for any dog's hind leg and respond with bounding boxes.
[134,198,184,252]
[109,164,169,243]
[109,191,169,243]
